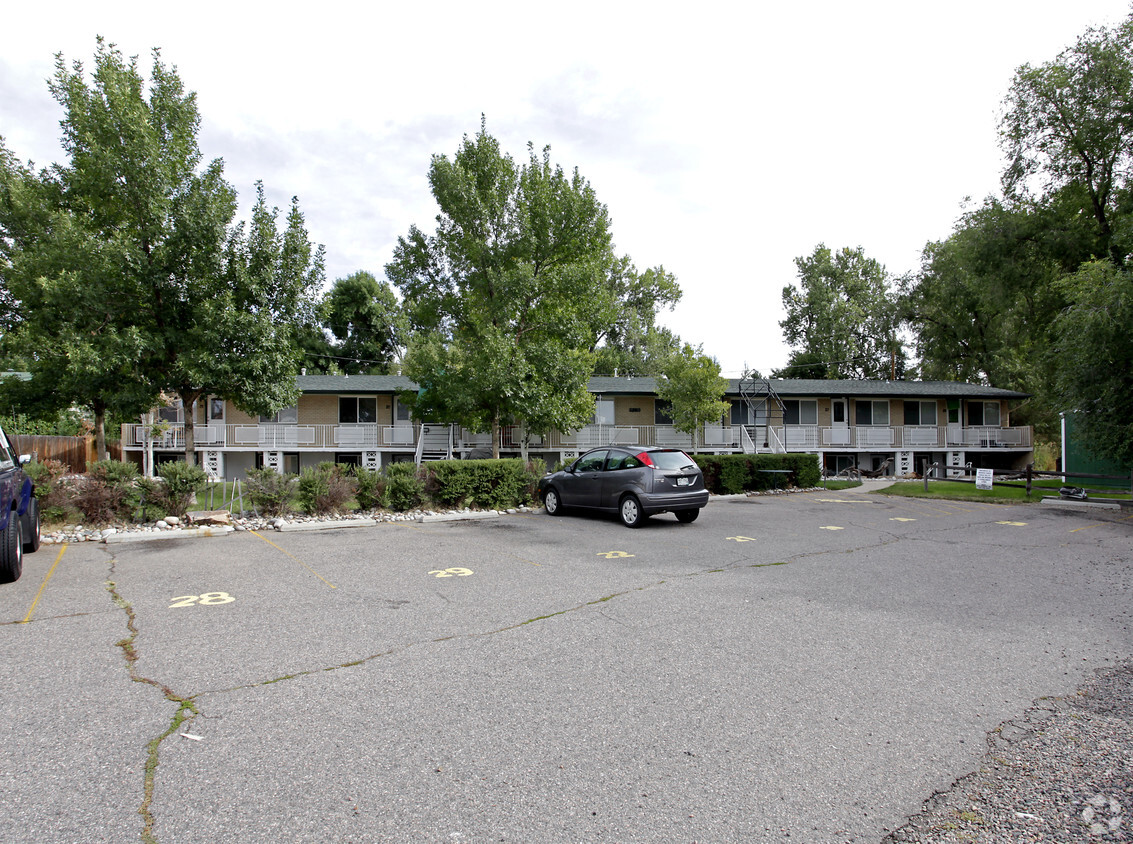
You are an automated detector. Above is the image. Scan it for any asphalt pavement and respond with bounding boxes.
[1,487,1130,843]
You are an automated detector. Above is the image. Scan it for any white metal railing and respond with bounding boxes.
[121,421,1034,453]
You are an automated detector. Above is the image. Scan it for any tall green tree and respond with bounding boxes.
[657,344,729,452]
[387,122,644,456]
[780,245,905,380]
[1001,17,1133,264]
[0,41,323,464]
[321,270,405,374]
[1049,260,1133,466]
[591,262,682,375]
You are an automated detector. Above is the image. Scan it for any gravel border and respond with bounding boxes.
[885,663,1133,842]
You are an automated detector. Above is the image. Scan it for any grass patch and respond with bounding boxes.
[876,480,1130,504]
[818,480,863,491]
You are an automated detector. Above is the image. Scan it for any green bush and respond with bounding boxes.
[133,476,167,522]
[156,461,210,518]
[692,453,820,494]
[424,459,541,510]
[71,460,140,523]
[25,459,70,513]
[386,471,424,511]
[353,467,387,511]
[245,468,298,518]
[297,462,357,516]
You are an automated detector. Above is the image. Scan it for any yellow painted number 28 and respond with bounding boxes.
[429,567,474,578]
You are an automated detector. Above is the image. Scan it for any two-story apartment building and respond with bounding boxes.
[121,375,1032,480]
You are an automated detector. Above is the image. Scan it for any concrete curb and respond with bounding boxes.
[1040,498,1121,511]
[102,526,236,544]
[277,519,378,532]
[419,511,501,523]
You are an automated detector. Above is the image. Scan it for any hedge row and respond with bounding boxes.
[692,453,821,495]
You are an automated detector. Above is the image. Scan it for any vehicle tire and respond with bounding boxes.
[675,509,700,523]
[22,497,40,553]
[619,495,646,528]
[0,510,23,584]
[543,487,563,516]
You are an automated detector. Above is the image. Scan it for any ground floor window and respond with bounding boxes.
[335,453,362,469]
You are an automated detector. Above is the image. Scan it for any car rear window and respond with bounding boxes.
[649,450,695,470]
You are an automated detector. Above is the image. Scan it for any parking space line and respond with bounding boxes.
[249,531,336,589]
[21,543,68,624]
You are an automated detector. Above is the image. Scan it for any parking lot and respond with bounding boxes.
[2,487,1131,843]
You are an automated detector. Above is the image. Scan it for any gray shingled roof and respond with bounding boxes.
[296,374,419,393]
[295,374,1029,400]
[588,376,1029,400]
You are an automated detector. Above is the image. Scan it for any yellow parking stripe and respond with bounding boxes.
[21,543,68,624]
[249,531,336,589]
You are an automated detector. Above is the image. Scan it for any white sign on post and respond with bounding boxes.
[976,468,994,490]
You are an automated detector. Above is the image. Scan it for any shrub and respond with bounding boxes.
[25,459,69,511]
[297,462,357,516]
[354,467,387,511]
[71,460,140,523]
[423,459,541,510]
[245,468,297,517]
[156,461,210,518]
[386,470,424,511]
[133,476,168,523]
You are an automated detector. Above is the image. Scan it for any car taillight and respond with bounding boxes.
[636,451,655,467]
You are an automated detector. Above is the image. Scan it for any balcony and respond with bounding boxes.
[122,421,1034,454]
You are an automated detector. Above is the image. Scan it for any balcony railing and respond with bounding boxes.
[122,422,1033,454]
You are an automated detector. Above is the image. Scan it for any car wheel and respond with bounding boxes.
[0,510,23,584]
[619,495,646,528]
[543,487,563,515]
[22,497,41,553]
[675,509,700,523]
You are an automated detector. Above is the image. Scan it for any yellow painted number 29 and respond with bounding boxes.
[169,592,236,608]
[429,567,474,578]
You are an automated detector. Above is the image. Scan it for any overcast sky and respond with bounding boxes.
[3,1,1130,377]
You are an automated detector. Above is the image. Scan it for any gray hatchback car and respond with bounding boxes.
[539,446,709,527]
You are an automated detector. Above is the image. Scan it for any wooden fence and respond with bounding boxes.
[10,435,122,474]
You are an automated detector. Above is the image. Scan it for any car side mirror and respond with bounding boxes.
[18,454,31,466]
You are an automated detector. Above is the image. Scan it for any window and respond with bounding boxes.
[967,401,1000,426]
[607,450,644,471]
[574,450,608,472]
[593,400,614,426]
[259,406,298,424]
[395,399,412,423]
[158,401,183,424]
[208,398,225,421]
[339,396,377,424]
[903,401,937,426]
[730,399,768,426]
[783,400,817,425]
[832,401,846,424]
[855,400,890,426]
[655,400,674,425]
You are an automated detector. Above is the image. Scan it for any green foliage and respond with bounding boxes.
[1049,261,1133,465]
[353,467,387,510]
[0,40,324,465]
[388,119,677,454]
[693,454,820,494]
[657,344,730,450]
[71,460,140,523]
[423,459,540,510]
[244,468,298,518]
[322,271,407,373]
[297,462,358,516]
[780,244,905,379]
[0,411,89,437]
[155,460,209,518]
[385,470,424,512]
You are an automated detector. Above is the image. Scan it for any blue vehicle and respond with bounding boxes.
[539,446,709,528]
[0,425,41,583]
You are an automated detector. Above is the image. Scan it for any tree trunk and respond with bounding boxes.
[492,410,501,459]
[181,390,201,466]
[93,401,108,462]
